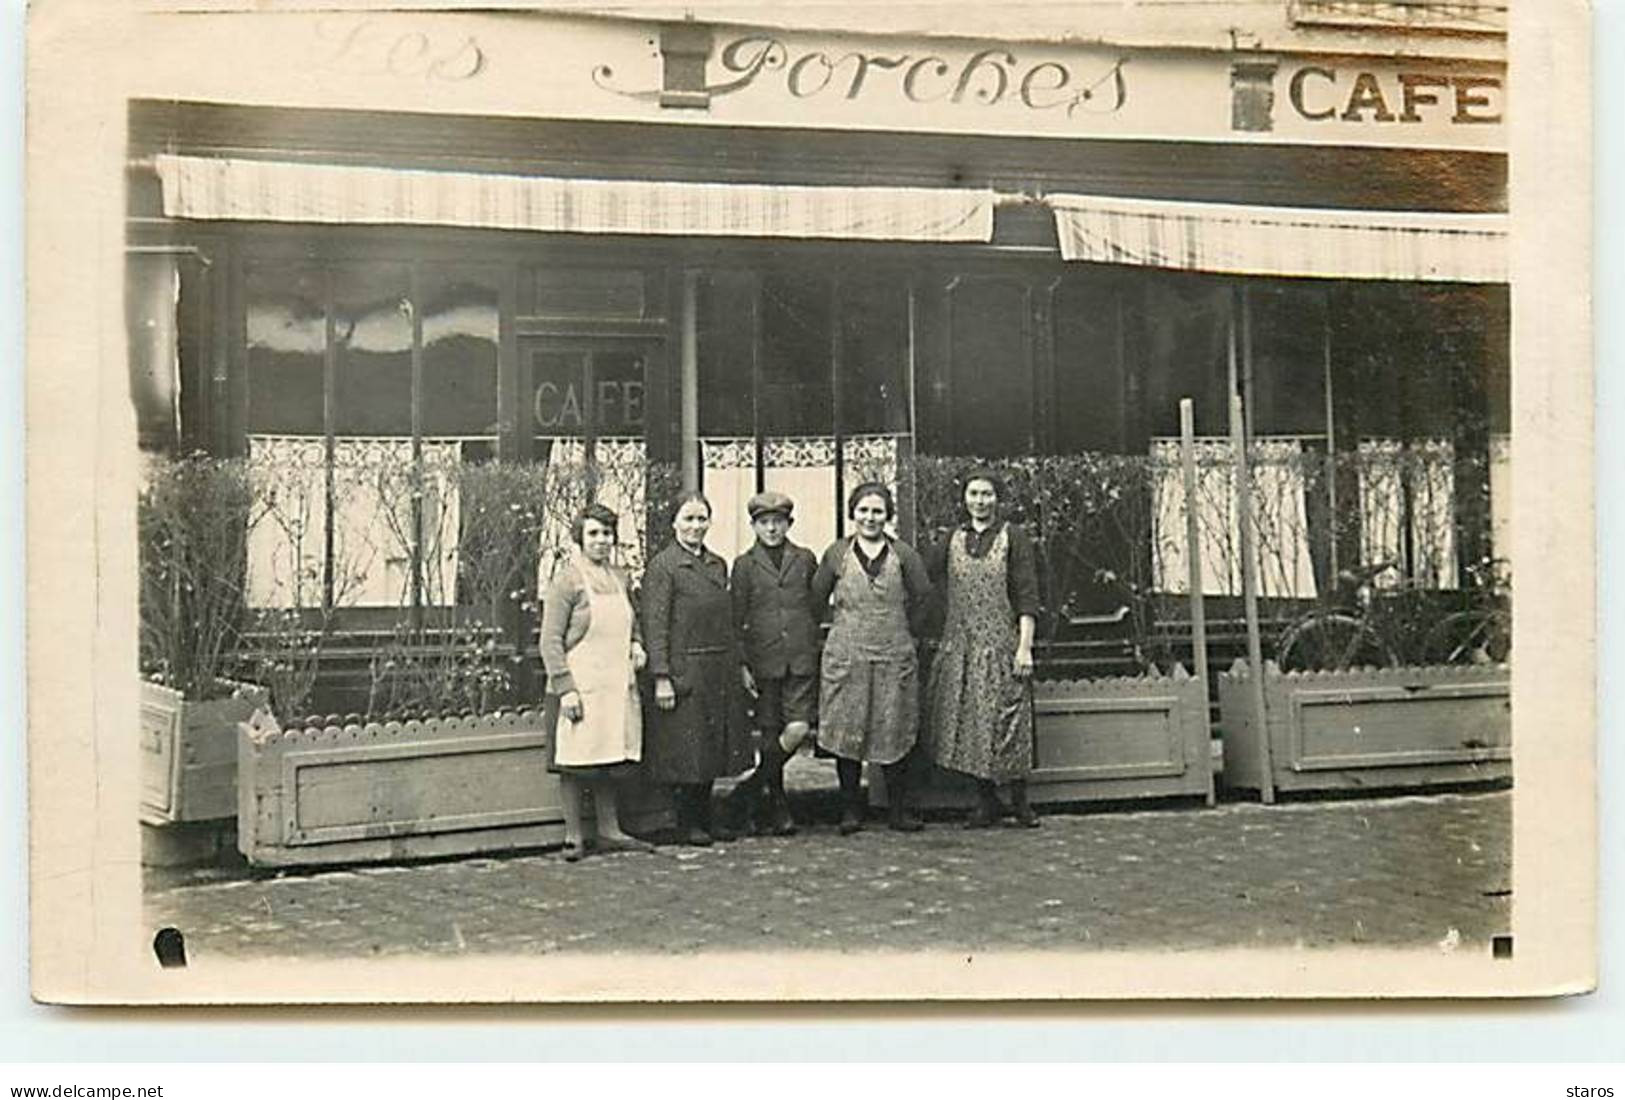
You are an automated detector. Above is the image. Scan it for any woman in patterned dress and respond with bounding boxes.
[813,481,934,834]
[924,469,1043,828]
[642,492,753,845]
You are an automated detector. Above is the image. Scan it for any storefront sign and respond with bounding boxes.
[1285,66,1502,126]
[125,10,1506,153]
[594,34,1128,117]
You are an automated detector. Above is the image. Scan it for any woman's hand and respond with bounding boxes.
[1012,644,1035,679]
[630,641,647,672]
[561,690,584,722]
[654,676,677,711]
[740,665,759,698]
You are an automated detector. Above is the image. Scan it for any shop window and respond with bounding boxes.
[1052,272,1128,453]
[698,266,911,561]
[947,275,1032,457]
[243,262,504,614]
[245,265,325,435]
[1140,273,1230,440]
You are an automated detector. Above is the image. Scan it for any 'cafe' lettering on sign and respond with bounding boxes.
[1286,65,1503,126]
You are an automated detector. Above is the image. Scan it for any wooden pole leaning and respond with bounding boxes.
[1179,399,1216,805]
[1230,389,1275,802]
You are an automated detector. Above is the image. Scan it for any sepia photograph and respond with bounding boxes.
[26,0,1594,1002]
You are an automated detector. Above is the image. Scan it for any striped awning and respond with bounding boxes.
[153,154,996,244]
[1049,193,1507,283]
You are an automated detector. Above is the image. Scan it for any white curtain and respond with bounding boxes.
[247,435,327,610]
[1489,433,1513,575]
[247,435,465,609]
[1357,439,1459,590]
[700,438,757,567]
[1151,437,1316,599]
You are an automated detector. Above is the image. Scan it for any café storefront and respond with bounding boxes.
[127,5,1510,700]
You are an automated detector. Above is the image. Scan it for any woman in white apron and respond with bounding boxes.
[539,503,655,862]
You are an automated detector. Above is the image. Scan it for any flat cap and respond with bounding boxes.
[747,490,795,520]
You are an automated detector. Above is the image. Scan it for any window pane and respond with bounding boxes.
[1141,273,1229,440]
[697,272,755,437]
[948,276,1031,456]
[332,263,411,436]
[531,267,649,320]
[1054,272,1127,453]
[1248,284,1329,437]
[421,266,500,437]
[838,273,909,436]
[246,264,325,434]
[760,272,833,436]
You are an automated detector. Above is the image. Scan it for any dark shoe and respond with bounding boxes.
[683,827,714,847]
[1009,780,1041,829]
[964,780,1002,829]
[561,840,588,863]
[767,790,798,836]
[884,763,924,832]
[695,783,735,842]
[836,758,866,834]
[721,776,762,836]
[838,804,865,835]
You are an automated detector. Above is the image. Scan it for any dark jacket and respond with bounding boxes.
[640,540,738,686]
[731,541,821,679]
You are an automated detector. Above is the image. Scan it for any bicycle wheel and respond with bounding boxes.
[1422,608,1511,666]
[1276,613,1397,673]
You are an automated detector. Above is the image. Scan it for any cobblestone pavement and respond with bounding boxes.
[145,790,1510,960]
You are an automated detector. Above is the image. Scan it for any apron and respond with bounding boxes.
[926,526,1034,782]
[554,568,642,768]
[816,540,920,765]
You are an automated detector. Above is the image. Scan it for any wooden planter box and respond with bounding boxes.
[883,664,1214,810]
[140,679,270,825]
[237,709,673,868]
[1218,659,1511,799]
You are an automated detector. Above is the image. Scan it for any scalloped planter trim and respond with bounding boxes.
[888,664,1214,809]
[140,678,270,826]
[237,708,670,867]
[1218,659,1511,799]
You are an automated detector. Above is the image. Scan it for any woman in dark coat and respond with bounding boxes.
[924,468,1043,827]
[642,491,753,845]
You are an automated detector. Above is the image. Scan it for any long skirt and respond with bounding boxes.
[643,651,752,783]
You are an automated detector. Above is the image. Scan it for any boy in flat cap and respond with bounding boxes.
[724,490,820,835]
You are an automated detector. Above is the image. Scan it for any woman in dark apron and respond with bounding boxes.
[813,482,934,833]
[642,492,752,845]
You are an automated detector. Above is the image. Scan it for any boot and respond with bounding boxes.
[699,781,736,842]
[836,758,865,835]
[678,785,713,847]
[964,780,1001,830]
[1008,779,1040,829]
[884,762,924,833]
[760,739,797,836]
[720,771,762,837]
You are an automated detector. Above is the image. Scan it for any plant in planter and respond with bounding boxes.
[237,453,685,867]
[137,454,272,827]
[906,453,1213,808]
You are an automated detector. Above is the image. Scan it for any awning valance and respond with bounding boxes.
[1048,193,1507,283]
[153,154,995,244]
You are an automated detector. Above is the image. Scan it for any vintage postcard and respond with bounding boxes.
[26,0,1594,1002]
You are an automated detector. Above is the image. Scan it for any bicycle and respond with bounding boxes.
[1417,557,1511,666]
[1275,557,1511,673]
[1274,560,1404,673]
